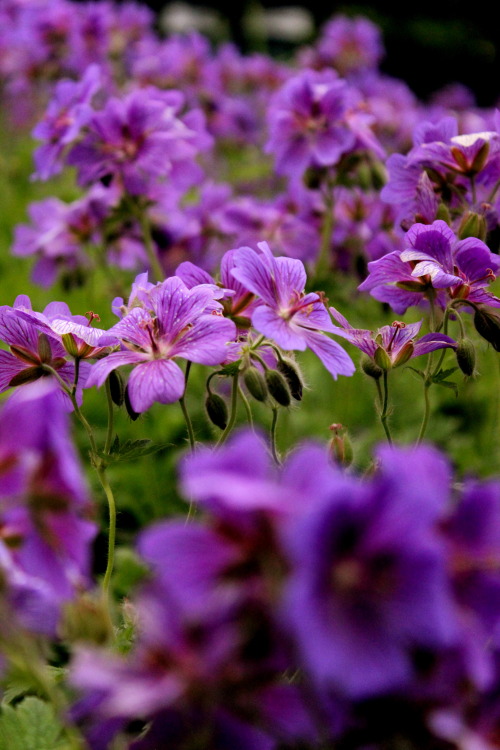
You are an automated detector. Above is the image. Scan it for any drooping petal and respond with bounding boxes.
[127,359,186,412]
[85,351,146,389]
[303,330,355,378]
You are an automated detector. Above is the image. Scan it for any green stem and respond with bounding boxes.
[71,357,81,398]
[179,361,195,451]
[270,407,281,464]
[417,383,431,445]
[104,377,114,454]
[380,371,393,445]
[239,385,254,428]
[100,467,117,594]
[470,175,477,206]
[138,211,164,283]
[217,372,240,446]
[315,182,334,280]
[487,177,500,204]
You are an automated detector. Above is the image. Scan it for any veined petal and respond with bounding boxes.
[127,359,185,412]
[413,333,457,357]
[153,277,216,339]
[231,246,279,307]
[0,351,29,392]
[85,351,146,389]
[304,330,355,379]
[171,315,236,365]
[252,306,307,350]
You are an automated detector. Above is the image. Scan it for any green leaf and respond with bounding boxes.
[404,366,425,380]
[0,697,66,750]
[98,439,171,463]
[431,367,458,383]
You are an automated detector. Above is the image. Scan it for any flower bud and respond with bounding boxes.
[329,424,353,467]
[392,341,414,368]
[436,202,452,225]
[265,369,291,407]
[62,332,79,357]
[458,211,487,241]
[37,332,53,363]
[374,346,392,371]
[456,338,476,376]
[108,370,125,406]
[244,366,268,402]
[277,358,304,401]
[124,385,140,420]
[360,354,383,380]
[60,593,112,645]
[474,307,500,351]
[205,392,228,430]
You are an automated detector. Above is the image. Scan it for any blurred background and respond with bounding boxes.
[100,0,500,105]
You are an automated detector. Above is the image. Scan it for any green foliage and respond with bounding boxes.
[0,697,66,750]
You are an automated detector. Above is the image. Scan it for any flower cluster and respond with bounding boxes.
[70,430,500,749]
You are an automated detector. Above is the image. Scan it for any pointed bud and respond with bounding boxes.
[436,202,452,225]
[456,338,476,376]
[61,333,79,357]
[108,370,125,406]
[474,307,500,351]
[205,392,228,430]
[124,385,140,421]
[244,366,268,402]
[265,369,291,407]
[360,354,383,380]
[37,332,53,363]
[471,141,490,173]
[277,358,304,400]
[458,211,487,241]
[374,346,392,371]
[370,160,387,190]
[329,424,353,467]
[393,341,414,367]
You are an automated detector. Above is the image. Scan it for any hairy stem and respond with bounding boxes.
[270,407,281,464]
[217,371,240,446]
[179,361,195,451]
[380,371,393,445]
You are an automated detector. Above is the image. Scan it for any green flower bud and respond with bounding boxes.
[60,593,112,645]
[436,202,452,225]
[329,424,354,467]
[62,332,79,357]
[265,369,291,407]
[456,337,476,376]
[277,357,304,400]
[474,308,500,351]
[458,211,487,241]
[124,385,140,421]
[205,392,228,430]
[374,346,392,371]
[244,366,268,402]
[360,354,383,380]
[108,370,125,406]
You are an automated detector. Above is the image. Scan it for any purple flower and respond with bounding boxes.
[32,63,101,180]
[0,298,83,402]
[265,69,382,178]
[329,308,457,368]
[67,87,212,196]
[283,443,458,698]
[86,276,236,412]
[0,381,95,635]
[231,242,355,378]
[314,14,384,75]
[358,220,500,314]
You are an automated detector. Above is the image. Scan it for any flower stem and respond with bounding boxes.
[138,210,164,283]
[217,371,240,446]
[270,406,281,464]
[238,385,254,428]
[380,371,393,445]
[104,376,114,454]
[179,361,195,451]
[417,383,431,445]
[315,181,334,280]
